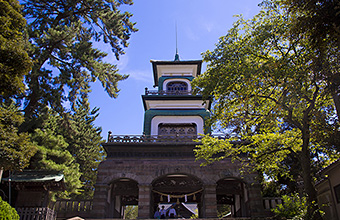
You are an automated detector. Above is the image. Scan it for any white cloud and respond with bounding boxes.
[185,28,200,41]
[126,69,153,84]
[116,53,129,70]
[202,21,214,33]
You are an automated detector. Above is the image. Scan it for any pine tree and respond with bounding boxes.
[21,0,137,123]
[61,97,105,199]
[29,111,82,198]
[0,0,31,98]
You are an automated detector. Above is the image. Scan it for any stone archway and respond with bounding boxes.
[151,173,203,218]
[107,178,139,218]
[216,178,249,217]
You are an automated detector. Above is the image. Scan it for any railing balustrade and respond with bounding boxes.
[144,88,199,96]
[106,133,231,143]
[53,200,93,213]
[16,207,56,220]
[263,197,283,210]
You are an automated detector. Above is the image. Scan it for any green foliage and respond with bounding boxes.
[262,180,283,197]
[190,213,199,219]
[26,97,104,199]
[0,196,19,220]
[29,113,82,199]
[280,0,340,119]
[217,205,231,218]
[22,0,137,118]
[0,101,36,171]
[192,1,338,219]
[0,0,32,98]
[272,193,307,220]
[124,205,138,219]
[59,97,105,199]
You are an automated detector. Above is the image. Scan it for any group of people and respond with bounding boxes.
[154,205,177,219]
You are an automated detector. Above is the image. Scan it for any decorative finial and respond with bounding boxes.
[174,22,180,61]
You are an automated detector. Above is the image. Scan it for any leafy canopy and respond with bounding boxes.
[192,1,338,218]
[0,0,32,98]
[281,0,340,119]
[22,0,137,119]
[29,111,82,198]
[0,102,37,171]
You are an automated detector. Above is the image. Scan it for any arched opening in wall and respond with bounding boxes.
[158,123,197,139]
[166,81,188,94]
[108,178,138,219]
[216,178,249,218]
[152,174,203,218]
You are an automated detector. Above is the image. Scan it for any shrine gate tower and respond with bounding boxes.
[92,53,266,218]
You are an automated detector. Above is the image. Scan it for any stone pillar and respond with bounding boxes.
[247,182,266,217]
[92,183,109,218]
[138,184,151,219]
[203,184,217,218]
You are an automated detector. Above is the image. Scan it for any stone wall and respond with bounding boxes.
[92,154,266,219]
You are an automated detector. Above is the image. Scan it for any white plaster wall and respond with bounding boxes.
[157,65,197,77]
[150,116,204,136]
[146,100,208,110]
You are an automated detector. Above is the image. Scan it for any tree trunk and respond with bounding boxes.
[300,123,322,220]
[332,92,340,121]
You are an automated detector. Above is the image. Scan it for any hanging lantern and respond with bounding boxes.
[193,194,196,201]
[160,195,163,201]
[176,198,180,204]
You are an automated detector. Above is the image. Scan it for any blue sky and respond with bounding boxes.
[88,0,262,140]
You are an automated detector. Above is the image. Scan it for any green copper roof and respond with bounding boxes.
[2,170,64,183]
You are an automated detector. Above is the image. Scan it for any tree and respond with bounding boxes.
[21,0,137,128]
[192,2,338,219]
[0,0,35,181]
[281,0,340,119]
[59,97,105,199]
[15,0,137,198]
[29,111,82,198]
[0,102,37,173]
[0,0,32,98]
[26,97,104,199]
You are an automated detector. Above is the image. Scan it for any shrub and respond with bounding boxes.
[0,196,19,220]
[272,193,307,220]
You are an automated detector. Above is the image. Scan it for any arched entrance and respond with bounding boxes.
[152,173,203,218]
[108,178,138,218]
[216,178,249,217]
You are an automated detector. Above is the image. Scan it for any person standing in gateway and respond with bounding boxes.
[154,207,161,219]
[160,206,166,219]
[168,205,177,218]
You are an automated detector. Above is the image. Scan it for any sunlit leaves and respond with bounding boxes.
[0,102,36,171]
[193,2,338,215]
[0,0,32,98]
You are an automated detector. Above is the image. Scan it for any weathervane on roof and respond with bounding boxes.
[174,22,180,61]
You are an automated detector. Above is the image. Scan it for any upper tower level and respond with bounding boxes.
[142,58,211,136]
[151,59,202,92]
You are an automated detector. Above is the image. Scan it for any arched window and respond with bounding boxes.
[166,81,188,94]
